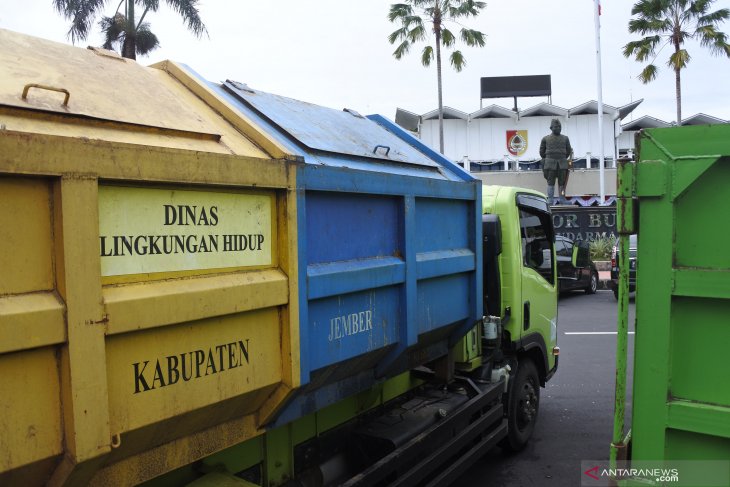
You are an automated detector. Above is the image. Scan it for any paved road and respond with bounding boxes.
[457,290,635,486]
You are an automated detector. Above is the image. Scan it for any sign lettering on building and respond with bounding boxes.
[552,206,616,242]
[98,186,273,276]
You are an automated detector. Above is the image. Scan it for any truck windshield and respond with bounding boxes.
[519,207,555,284]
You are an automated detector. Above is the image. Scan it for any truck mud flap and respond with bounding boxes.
[342,378,507,487]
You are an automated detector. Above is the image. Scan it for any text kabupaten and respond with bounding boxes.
[132,340,250,394]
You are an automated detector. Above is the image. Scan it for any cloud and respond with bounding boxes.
[1,0,728,122]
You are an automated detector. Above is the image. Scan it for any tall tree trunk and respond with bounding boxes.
[435,36,444,154]
[672,23,681,124]
[674,66,681,125]
[122,0,137,59]
[434,7,444,155]
[122,37,136,59]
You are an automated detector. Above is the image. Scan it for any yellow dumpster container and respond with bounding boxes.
[0,29,300,486]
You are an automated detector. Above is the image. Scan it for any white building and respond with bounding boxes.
[399,99,643,169]
[396,102,728,201]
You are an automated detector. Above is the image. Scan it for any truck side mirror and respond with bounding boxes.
[572,242,591,268]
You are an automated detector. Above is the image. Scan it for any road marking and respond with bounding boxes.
[564,331,635,335]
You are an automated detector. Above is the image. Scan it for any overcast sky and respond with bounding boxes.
[2,0,729,123]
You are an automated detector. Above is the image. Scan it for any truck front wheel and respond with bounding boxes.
[501,358,540,452]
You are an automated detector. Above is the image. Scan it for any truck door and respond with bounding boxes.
[557,236,589,290]
[517,196,558,358]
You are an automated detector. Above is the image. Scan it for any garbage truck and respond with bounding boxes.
[610,125,730,487]
[0,29,559,486]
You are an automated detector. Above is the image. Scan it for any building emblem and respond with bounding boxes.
[506,130,528,156]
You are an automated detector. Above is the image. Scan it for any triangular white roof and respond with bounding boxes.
[470,104,517,120]
[519,102,569,118]
[681,113,727,126]
[568,100,619,117]
[409,98,715,128]
[621,115,671,131]
[617,100,643,120]
[421,106,469,120]
[395,107,420,132]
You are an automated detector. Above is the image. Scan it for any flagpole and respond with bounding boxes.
[594,0,605,204]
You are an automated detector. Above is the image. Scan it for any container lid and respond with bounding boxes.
[223,80,438,167]
[0,29,219,137]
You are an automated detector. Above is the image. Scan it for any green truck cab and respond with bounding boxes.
[483,185,558,372]
[478,185,559,449]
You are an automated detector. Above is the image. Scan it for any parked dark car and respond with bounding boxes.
[610,234,637,300]
[555,235,599,294]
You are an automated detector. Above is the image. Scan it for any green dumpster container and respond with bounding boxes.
[616,124,730,486]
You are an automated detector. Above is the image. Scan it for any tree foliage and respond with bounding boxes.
[388,0,486,154]
[53,0,207,59]
[623,0,730,123]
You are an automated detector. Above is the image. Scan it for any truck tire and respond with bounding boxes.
[585,272,598,294]
[501,358,540,452]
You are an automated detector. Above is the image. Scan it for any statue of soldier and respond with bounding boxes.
[539,119,573,205]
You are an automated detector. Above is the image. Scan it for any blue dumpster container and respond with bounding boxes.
[214,80,482,425]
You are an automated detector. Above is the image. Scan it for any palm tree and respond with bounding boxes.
[53,0,207,60]
[388,0,486,154]
[623,0,730,124]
